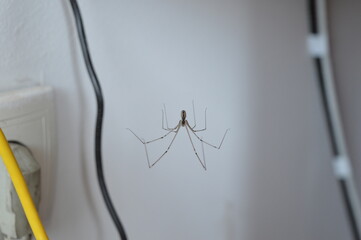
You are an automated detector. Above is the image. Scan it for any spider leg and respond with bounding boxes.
[127,128,146,143]
[185,124,206,170]
[162,109,176,132]
[192,100,196,128]
[201,136,206,169]
[142,138,151,168]
[127,126,176,144]
[163,104,169,128]
[192,108,207,132]
[187,121,229,149]
[149,123,181,168]
[128,123,181,168]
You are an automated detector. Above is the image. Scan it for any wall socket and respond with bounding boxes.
[0,86,56,220]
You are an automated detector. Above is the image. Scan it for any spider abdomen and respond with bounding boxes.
[181,110,187,126]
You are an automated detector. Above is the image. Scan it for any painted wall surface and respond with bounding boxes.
[329,1,361,200]
[0,0,354,239]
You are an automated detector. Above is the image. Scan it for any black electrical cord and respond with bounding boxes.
[69,1,128,239]
[307,1,360,240]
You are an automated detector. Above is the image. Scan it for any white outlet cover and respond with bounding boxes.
[0,86,56,220]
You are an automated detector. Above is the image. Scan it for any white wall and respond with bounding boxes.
[0,0,353,239]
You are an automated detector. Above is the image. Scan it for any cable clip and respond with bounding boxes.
[307,34,327,57]
[333,155,352,179]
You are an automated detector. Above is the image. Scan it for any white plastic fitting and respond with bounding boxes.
[0,143,41,240]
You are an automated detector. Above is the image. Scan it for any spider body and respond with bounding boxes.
[128,102,229,170]
[181,110,187,126]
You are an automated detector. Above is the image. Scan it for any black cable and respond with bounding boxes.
[69,1,128,239]
[313,56,360,240]
[340,179,361,240]
[307,0,319,34]
[313,57,339,156]
[307,1,360,239]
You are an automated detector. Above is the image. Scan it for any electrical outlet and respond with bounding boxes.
[0,86,56,220]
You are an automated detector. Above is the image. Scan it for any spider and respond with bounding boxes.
[127,102,229,170]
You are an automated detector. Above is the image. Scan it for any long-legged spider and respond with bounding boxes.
[127,102,229,170]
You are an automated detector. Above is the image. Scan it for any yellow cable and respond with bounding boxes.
[0,128,49,240]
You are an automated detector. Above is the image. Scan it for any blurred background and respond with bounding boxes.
[0,0,360,239]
